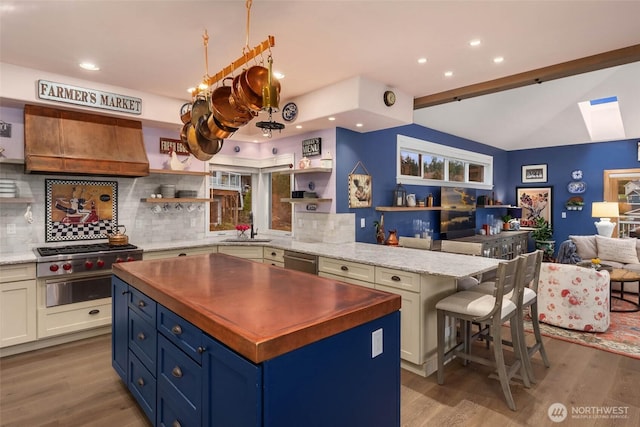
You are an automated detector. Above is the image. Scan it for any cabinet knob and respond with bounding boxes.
[197,346,206,354]
[271,252,276,256]
[88,309,100,315]
[121,290,130,295]
[171,325,183,335]
[340,265,349,271]
[178,253,187,257]
[391,275,401,282]
[137,332,145,341]
[137,300,146,308]
[172,366,183,378]
[137,377,145,387]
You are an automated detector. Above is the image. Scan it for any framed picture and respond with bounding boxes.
[348,173,372,208]
[516,186,552,229]
[45,179,118,242]
[521,164,547,183]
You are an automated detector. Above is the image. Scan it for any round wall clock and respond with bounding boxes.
[383,90,396,107]
[282,102,298,122]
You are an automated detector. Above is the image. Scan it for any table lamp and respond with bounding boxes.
[591,202,619,237]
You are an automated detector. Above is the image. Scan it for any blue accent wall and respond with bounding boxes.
[336,123,638,251]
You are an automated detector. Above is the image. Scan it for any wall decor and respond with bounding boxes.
[45,179,117,242]
[302,137,321,157]
[348,161,372,208]
[159,137,189,155]
[516,186,552,228]
[521,164,547,183]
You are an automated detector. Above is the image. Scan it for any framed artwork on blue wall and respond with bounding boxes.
[516,186,552,229]
[522,164,547,183]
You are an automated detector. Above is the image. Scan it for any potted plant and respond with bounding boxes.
[565,196,584,211]
[501,214,512,231]
[531,216,555,260]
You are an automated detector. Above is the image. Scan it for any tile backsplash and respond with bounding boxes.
[293,212,355,244]
[0,163,207,255]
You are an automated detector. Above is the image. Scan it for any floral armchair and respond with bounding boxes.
[537,263,610,332]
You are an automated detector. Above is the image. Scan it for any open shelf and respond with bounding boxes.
[278,167,332,175]
[375,206,442,212]
[476,205,514,208]
[149,169,209,176]
[141,198,213,203]
[281,198,332,203]
[0,197,35,204]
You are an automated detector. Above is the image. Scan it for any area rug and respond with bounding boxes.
[525,295,640,360]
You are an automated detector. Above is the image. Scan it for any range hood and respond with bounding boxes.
[24,104,149,177]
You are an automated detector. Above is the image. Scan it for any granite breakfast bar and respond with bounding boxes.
[112,253,402,427]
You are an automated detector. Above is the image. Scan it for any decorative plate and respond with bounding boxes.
[567,181,587,194]
[571,169,583,180]
[282,102,298,122]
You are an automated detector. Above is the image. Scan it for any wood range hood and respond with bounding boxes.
[24,104,149,177]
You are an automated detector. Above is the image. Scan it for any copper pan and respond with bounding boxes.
[196,115,225,155]
[210,78,254,129]
[240,65,281,112]
[180,103,192,124]
[205,111,237,140]
[185,122,214,161]
[190,94,210,126]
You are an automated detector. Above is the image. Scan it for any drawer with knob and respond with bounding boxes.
[129,309,157,370]
[128,350,156,422]
[128,287,156,324]
[318,257,375,283]
[158,305,204,364]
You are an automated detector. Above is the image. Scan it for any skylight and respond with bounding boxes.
[578,96,626,141]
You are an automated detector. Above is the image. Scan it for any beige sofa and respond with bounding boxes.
[568,235,640,292]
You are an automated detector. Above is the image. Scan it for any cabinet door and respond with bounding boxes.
[0,279,36,348]
[111,277,129,382]
[374,284,421,365]
[202,335,262,427]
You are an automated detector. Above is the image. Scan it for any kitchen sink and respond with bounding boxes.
[221,238,272,243]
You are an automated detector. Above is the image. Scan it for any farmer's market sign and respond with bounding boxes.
[37,80,142,115]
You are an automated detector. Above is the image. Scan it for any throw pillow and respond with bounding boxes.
[569,235,598,259]
[595,235,640,264]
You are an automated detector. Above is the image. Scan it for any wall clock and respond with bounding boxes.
[383,90,396,107]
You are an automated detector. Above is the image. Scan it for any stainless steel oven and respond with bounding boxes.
[44,275,112,307]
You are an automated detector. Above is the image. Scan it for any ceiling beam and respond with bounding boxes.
[413,44,640,110]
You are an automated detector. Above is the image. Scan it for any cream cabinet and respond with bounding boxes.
[263,247,284,267]
[318,257,375,288]
[0,263,37,348]
[218,245,263,262]
[143,245,216,260]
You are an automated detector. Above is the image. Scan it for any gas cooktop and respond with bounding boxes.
[36,243,139,257]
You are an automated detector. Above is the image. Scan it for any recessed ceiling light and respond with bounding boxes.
[295,125,302,129]
[417,58,427,64]
[187,87,196,94]
[328,117,336,121]
[79,62,100,71]
[444,71,454,77]
[493,56,504,64]
[273,71,285,79]
[198,83,208,90]
[356,123,363,127]
[469,39,481,47]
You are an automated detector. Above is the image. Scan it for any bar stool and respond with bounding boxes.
[471,250,549,383]
[436,256,530,411]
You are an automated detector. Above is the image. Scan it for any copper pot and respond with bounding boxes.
[196,116,224,155]
[109,225,129,246]
[210,78,254,129]
[185,122,214,161]
[204,111,237,141]
[179,102,192,124]
[190,94,210,126]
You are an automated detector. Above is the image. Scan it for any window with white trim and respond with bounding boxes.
[397,135,493,190]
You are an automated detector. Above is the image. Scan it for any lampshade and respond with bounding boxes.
[591,202,619,218]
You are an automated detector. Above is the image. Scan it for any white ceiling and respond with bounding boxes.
[1,0,639,150]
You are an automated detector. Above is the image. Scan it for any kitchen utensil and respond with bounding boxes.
[108,225,129,246]
[204,111,237,141]
[190,94,210,126]
[210,78,254,129]
[185,122,214,161]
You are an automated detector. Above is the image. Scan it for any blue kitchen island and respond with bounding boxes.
[112,253,401,427]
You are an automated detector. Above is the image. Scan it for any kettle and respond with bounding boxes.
[406,194,416,207]
[386,230,399,246]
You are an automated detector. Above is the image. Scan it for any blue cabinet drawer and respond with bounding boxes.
[128,350,156,423]
[158,387,200,427]
[158,334,202,413]
[129,309,157,372]
[157,305,203,364]
[128,287,156,324]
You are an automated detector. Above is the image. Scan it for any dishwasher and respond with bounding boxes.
[283,250,318,275]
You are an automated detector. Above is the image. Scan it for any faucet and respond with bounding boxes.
[250,211,258,239]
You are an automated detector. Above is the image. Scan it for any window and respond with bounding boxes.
[397,135,493,190]
[209,153,294,235]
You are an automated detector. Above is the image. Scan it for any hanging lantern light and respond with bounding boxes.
[394,183,406,207]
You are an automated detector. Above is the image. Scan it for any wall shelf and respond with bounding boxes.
[149,168,209,176]
[141,198,213,203]
[281,198,332,203]
[375,206,442,212]
[0,198,34,204]
[278,167,332,175]
[476,205,514,208]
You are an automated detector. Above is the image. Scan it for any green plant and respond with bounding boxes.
[501,214,512,224]
[531,217,553,241]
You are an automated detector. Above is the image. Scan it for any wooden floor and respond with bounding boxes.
[1,332,639,427]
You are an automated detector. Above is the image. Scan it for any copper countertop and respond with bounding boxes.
[112,253,401,363]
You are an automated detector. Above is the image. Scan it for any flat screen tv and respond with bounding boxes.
[440,187,476,239]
